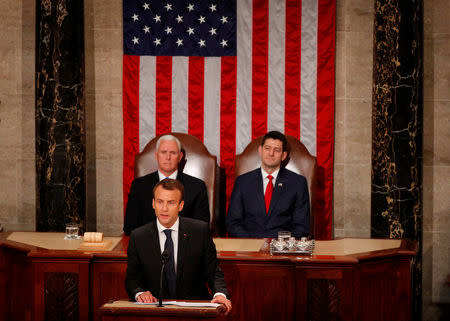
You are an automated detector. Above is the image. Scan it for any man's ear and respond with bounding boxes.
[258,145,262,156]
[178,200,184,212]
[281,151,287,162]
[152,198,156,209]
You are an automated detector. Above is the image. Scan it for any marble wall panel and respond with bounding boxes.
[333,164,345,233]
[345,32,373,99]
[95,157,123,235]
[84,0,97,232]
[344,99,372,164]
[335,31,346,99]
[344,0,374,32]
[333,0,373,238]
[421,165,434,233]
[95,93,123,160]
[422,0,450,313]
[423,37,436,102]
[433,101,450,165]
[422,99,435,167]
[424,0,449,34]
[90,0,123,29]
[371,0,423,240]
[0,29,21,94]
[20,94,36,160]
[343,164,371,237]
[421,230,435,320]
[0,1,20,33]
[17,158,35,230]
[333,99,345,164]
[84,0,123,235]
[432,230,450,302]
[91,43,123,95]
[434,54,450,100]
[432,167,450,234]
[336,0,345,32]
[0,159,17,223]
[0,0,35,231]
[35,0,86,231]
[0,95,21,157]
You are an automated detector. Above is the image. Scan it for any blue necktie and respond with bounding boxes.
[163,229,177,298]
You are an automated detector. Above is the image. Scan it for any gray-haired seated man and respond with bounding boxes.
[124,134,210,236]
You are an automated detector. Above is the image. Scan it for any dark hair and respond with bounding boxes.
[261,131,288,152]
[153,179,185,202]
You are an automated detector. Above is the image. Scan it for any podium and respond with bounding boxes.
[99,300,227,321]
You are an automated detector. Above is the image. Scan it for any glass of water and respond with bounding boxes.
[277,231,291,242]
[65,223,79,239]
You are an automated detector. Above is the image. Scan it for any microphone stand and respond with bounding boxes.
[158,251,170,307]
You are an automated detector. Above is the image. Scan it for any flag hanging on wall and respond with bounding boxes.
[122,0,335,240]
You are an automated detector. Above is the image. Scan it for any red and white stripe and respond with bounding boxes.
[123,0,335,239]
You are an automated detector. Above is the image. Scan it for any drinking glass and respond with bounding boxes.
[65,223,79,239]
[277,231,291,242]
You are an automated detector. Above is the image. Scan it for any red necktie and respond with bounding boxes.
[264,175,273,214]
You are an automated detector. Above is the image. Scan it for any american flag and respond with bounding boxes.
[123,0,335,240]
[123,1,236,56]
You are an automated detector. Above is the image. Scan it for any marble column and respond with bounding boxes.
[371,0,423,319]
[36,0,85,232]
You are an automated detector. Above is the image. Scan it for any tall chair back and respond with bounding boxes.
[235,135,317,237]
[134,133,217,230]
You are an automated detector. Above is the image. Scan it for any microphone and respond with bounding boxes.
[158,250,171,307]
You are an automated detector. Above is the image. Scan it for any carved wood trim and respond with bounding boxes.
[44,272,79,321]
[307,279,341,321]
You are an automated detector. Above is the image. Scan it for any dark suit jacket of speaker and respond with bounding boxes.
[226,167,310,238]
[123,171,210,235]
[125,217,228,300]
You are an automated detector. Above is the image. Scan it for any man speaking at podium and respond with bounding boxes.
[125,179,232,314]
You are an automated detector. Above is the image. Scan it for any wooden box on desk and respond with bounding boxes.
[99,300,227,321]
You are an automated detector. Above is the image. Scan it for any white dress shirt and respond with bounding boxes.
[156,218,179,269]
[261,167,280,193]
[135,218,179,301]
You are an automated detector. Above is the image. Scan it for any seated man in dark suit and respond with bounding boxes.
[123,134,210,235]
[125,179,232,314]
[226,131,310,238]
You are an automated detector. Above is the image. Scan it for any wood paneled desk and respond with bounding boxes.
[0,232,417,321]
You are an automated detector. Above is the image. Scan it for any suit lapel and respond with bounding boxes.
[253,168,268,225]
[176,172,184,183]
[176,218,189,283]
[149,171,160,188]
[253,169,267,220]
[148,172,160,210]
[267,168,286,217]
[147,222,163,271]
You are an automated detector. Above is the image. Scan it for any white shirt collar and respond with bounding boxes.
[261,167,280,181]
[158,169,178,181]
[156,216,180,234]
